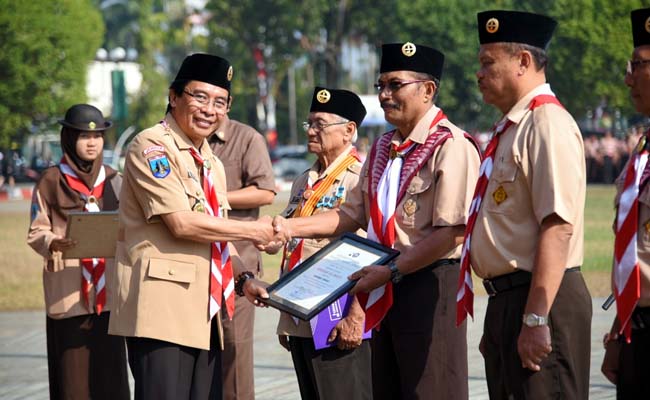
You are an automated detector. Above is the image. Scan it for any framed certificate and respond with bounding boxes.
[63,211,119,259]
[261,232,399,321]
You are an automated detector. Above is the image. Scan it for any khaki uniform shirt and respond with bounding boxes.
[27,169,121,319]
[340,106,481,257]
[615,150,650,307]
[275,146,363,337]
[470,84,586,279]
[108,115,230,350]
[209,117,276,276]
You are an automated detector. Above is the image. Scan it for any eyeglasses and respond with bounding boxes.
[183,90,229,112]
[302,120,348,132]
[626,59,650,75]
[374,79,431,95]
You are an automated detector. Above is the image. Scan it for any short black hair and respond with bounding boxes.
[502,42,548,71]
[412,72,441,102]
[166,80,189,114]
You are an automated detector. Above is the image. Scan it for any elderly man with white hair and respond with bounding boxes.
[274,86,371,400]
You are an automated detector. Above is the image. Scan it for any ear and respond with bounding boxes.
[169,88,179,108]
[343,121,356,141]
[227,95,233,112]
[519,50,533,73]
[423,81,436,102]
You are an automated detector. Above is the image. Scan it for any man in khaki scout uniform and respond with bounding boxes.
[272,43,480,399]
[108,53,280,400]
[208,98,276,400]
[465,10,591,399]
[276,87,371,399]
[601,8,650,399]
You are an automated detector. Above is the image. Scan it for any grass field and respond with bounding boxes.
[0,184,618,311]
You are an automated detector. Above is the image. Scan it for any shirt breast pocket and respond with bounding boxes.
[400,175,432,227]
[485,158,518,215]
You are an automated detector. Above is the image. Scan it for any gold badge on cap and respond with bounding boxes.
[492,185,507,205]
[403,198,417,216]
[316,89,331,104]
[646,17,650,34]
[402,42,416,57]
[227,66,234,81]
[88,121,96,130]
[486,18,499,34]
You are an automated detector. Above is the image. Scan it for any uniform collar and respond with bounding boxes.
[211,116,231,143]
[163,114,211,157]
[309,144,355,182]
[500,83,554,126]
[392,105,442,145]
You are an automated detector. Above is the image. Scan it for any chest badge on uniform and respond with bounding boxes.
[638,136,647,153]
[192,199,205,213]
[147,154,171,178]
[403,198,417,216]
[492,185,507,205]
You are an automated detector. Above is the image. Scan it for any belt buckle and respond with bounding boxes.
[483,279,497,297]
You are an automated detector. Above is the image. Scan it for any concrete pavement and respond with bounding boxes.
[0,296,616,399]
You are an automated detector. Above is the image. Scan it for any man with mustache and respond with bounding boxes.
[457,10,591,399]
[601,7,650,399]
[272,43,480,399]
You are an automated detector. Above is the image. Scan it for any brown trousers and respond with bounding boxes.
[372,262,468,400]
[46,312,130,400]
[221,293,255,400]
[483,270,592,399]
[289,336,372,400]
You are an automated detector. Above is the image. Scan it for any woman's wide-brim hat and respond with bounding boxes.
[58,104,112,131]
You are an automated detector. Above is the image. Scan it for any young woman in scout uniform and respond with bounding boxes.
[275,87,371,400]
[27,104,129,400]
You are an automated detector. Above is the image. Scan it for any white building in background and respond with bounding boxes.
[85,59,142,118]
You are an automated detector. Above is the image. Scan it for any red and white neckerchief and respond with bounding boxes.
[360,109,451,332]
[456,93,564,326]
[188,147,235,320]
[614,131,650,342]
[59,158,107,314]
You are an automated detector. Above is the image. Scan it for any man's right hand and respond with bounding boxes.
[49,237,76,253]
[253,215,289,251]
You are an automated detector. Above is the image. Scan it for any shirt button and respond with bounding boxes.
[168,269,175,276]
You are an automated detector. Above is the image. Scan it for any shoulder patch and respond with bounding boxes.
[143,145,166,157]
[147,154,171,178]
[347,163,362,175]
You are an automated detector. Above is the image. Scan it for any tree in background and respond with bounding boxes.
[0,0,104,147]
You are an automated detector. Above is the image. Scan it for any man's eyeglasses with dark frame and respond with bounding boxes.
[374,79,432,95]
[183,89,229,113]
[626,59,650,75]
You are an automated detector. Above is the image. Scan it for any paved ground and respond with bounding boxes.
[0,297,616,399]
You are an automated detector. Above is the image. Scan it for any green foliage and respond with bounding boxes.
[0,0,104,147]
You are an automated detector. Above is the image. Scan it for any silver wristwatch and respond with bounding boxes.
[387,260,402,284]
[522,313,548,327]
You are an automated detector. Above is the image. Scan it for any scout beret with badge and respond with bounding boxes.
[477,10,558,50]
[172,53,234,92]
[58,104,112,132]
[631,8,650,48]
[310,86,367,126]
[380,42,445,81]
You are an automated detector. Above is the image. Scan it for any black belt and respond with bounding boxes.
[428,258,459,270]
[483,266,581,297]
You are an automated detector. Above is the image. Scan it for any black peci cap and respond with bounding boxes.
[309,87,367,126]
[631,8,650,48]
[58,104,112,132]
[172,53,233,92]
[477,10,558,50]
[380,43,445,80]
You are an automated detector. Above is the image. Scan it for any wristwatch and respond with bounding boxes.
[522,313,548,327]
[387,260,403,284]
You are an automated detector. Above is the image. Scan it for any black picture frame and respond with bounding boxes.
[260,232,399,320]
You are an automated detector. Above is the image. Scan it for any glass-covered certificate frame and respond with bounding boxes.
[261,232,399,320]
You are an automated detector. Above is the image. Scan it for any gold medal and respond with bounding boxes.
[303,189,314,200]
[389,147,398,159]
[193,200,205,213]
[492,185,507,205]
[403,198,417,216]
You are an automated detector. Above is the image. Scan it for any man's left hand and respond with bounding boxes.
[517,325,552,371]
[327,316,364,350]
[348,265,391,295]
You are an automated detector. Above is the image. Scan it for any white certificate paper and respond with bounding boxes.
[273,242,382,310]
